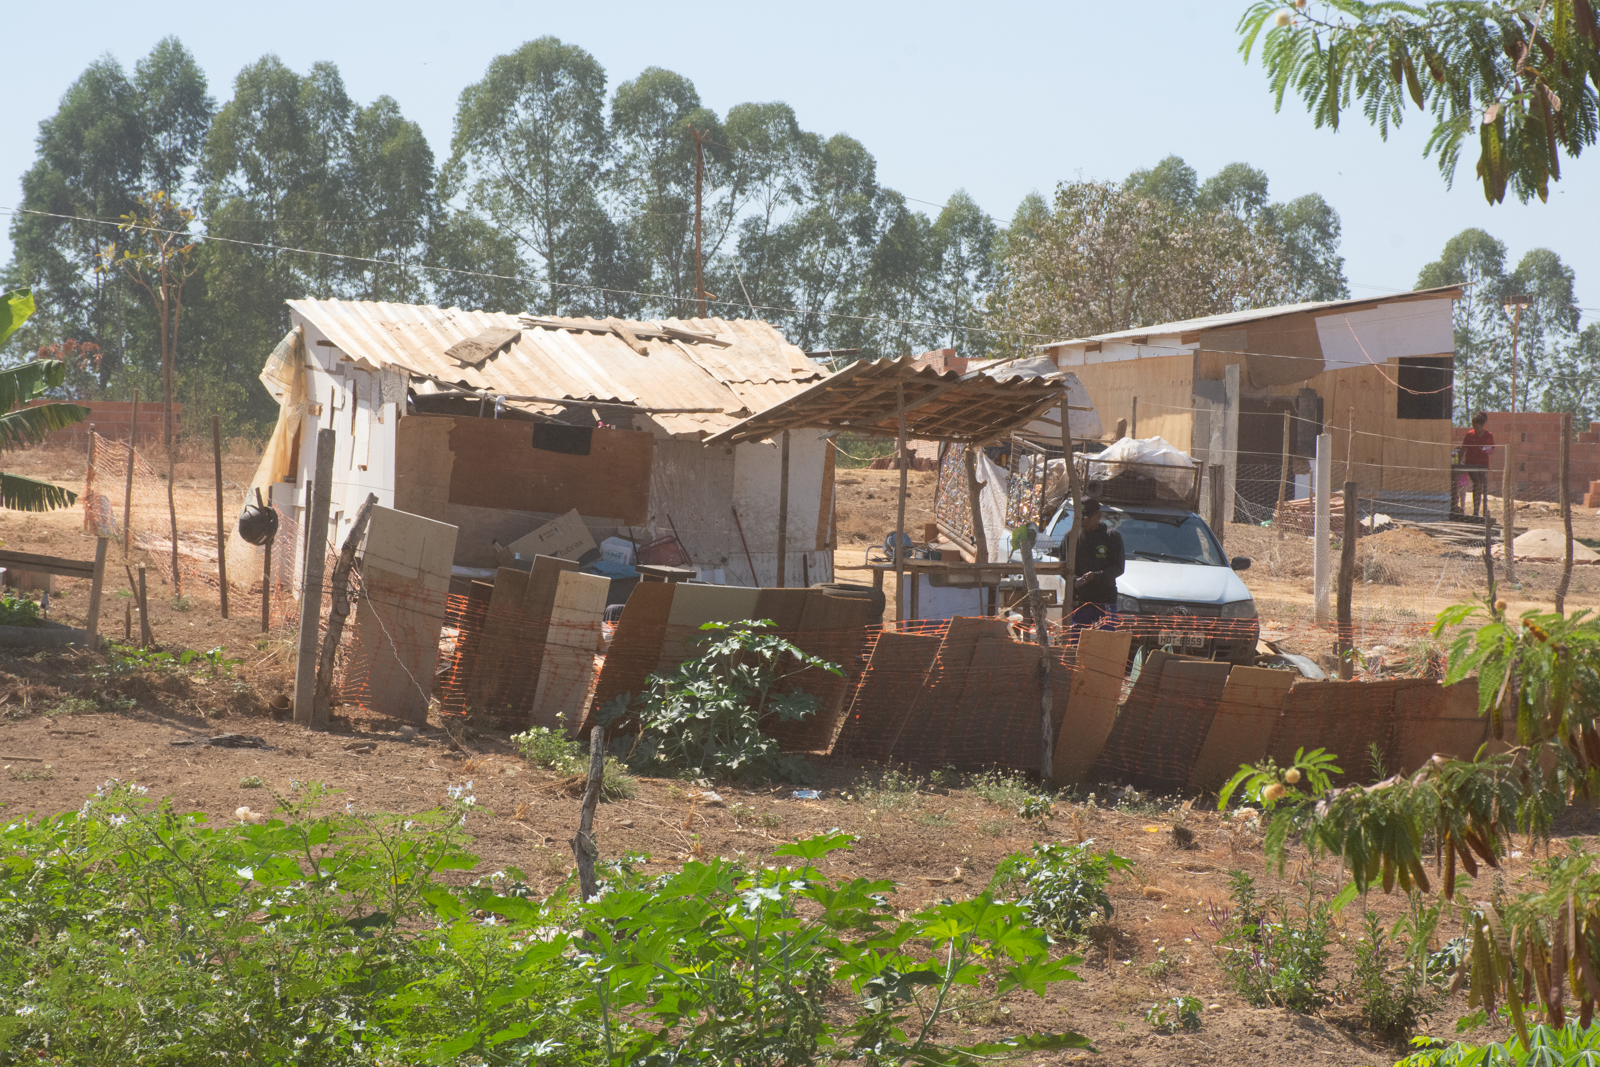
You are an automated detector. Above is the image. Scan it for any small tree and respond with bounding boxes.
[0,289,90,511]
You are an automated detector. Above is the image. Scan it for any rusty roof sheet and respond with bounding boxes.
[703,356,1066,446]
[285,299,826,436]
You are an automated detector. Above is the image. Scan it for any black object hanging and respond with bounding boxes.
[237,487,279,547]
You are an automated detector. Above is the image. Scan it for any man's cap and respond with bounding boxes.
[1080,498,1102,517]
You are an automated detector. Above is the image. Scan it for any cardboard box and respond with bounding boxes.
[494,509,598,568]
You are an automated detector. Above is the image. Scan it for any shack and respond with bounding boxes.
[1038,286,1463,523]
[232,300,836,593]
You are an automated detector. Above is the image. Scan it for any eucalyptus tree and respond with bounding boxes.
[1416,228,1514,419]
[346,97,437,302]
[714,101,811,316]
[448,37,618,316]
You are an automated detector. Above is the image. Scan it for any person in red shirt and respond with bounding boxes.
[1461,412,1494,517]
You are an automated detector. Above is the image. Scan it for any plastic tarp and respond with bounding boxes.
[1085,436,1197,500]
[226,326,307,589]
[987,359,1103,440]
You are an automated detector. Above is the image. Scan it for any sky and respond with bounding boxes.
[4,0,1596,326]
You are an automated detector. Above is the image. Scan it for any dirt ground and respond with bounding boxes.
[2,446,1592,1065]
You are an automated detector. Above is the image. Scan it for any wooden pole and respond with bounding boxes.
[1337,481,1357,679]
[261,537,272,634]
[136,563,152,648]
[1558,412,1574,615]
[122,389,139,556]
[964,445,988,564]
[313,493,377,726]
[1208,463,1226,551]
[895,383,908,624]
[776,430,790,588]
[84,537,108,649]
[1017,524,1053,787]
[1313,433,1332,624]
[1060,411,1082,629]
[166,428,179,596]
[1502,434,1517,584]
[293,428,336,729]
[1276,409,1291,540]
[570,726,607,904]
[1483,496,1496,605]
[1130,396,1138,438]
[213,416,228,618]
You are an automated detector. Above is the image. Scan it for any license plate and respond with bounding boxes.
[1159,631,1206,650]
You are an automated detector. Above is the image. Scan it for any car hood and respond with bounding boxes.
[1117,560,1252,606]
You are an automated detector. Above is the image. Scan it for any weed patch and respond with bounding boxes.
[990,840,1131,939]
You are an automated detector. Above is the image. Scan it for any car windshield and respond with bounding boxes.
[1047,507,1227,567]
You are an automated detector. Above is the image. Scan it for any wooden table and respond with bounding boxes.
[866,557,1069,620]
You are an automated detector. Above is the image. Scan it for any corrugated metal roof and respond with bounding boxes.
[285,299,826,437]
[1039,285,1463,348]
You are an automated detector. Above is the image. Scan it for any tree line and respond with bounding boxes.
[9,36,1354,435]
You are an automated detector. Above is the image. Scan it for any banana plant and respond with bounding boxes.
[1,288,90,511]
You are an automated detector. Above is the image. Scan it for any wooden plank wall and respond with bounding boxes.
[445,418,655,524]
[1061,353,1193,445]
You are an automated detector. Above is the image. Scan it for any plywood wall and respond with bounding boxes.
[1062,353,1194,446]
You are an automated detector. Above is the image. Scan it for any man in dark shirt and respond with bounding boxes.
[1064,498,1125,627]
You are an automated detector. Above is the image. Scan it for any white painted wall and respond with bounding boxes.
[1313,298,1455,371]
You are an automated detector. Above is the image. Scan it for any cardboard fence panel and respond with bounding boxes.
[342,507,458,723]
[530,571,610,734]
[1267,677,1442,785]
[771,591,875,753]
[1052,629,1133,786]
[586,581,677,732]
[1132,660,1235,795]
[1186,666,1296,793]
[894,617,1014,768]
[658,585,763,672]
[464,555,579,723]
[833,629,942,760]
[945,635,1042,772]
[1389,678,1487,774]
[1091,650,1183,785]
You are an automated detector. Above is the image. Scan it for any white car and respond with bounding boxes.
[1018,499,1259,664]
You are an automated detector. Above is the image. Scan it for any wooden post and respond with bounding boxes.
[964,445,988,564]
[84,537,108,649]
[213,415,229,618]
[1483,499,1496,605]
[261,538,273,633]
[313,493,377,726]
[293,429,336,728]
[1558,412,1574,615]
[1313,433,1331,624]
[1130,396,1138,439]
[1276,409,1291,540]
[122,389,138,556]
[895,383,908,624]
[136,564,152,648]
[1502,432,1517,584]
[1208,463,1226,550]
[1060,410,1082,629]
[1337,482,1357,679]
[124,601,131,642]
[1017,524,1054,786]
[166,432,179,596]
[570,726,606,903]
[776,430,790,588]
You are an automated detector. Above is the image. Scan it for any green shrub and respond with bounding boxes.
[511,721,635,801]
[0,788,1095,1066]
[599,620,840,783]
[1145,995,1202,1033]
[860,765,924,810]
[970,768,1035,810]
[0,592,40,627]
[1209,869,1352,1012]
[1398,1022,1600,1066]
[1349,907,1443,1039]
[989,840,1132,938]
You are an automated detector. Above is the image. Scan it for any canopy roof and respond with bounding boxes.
[702,356,1067,445]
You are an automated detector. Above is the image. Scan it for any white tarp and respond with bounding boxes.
[1085,436,1197,500]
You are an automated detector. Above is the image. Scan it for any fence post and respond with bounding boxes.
[1314,433,1332,624]
[776,429,789,588]
[294,429,336,729]
[1017,525,1053,788]
[1276,409,1291,540]
[1208,463,1225,550]
[1557,412,1574,615]
[213,415,229,618]
[1502,432,1517,584]
[1338,481,1357,679]
[122,389,139,556]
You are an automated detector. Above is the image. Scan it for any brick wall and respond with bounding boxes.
[26,400,183,450]
[1450,411,1597,503]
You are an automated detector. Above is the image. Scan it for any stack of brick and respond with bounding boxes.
[28,399,183,450]
[1451,412,1600,504]
[1271,494,1345,535]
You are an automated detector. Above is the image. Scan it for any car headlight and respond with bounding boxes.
[1220,599,1257,620]
[1116,594,1141,613]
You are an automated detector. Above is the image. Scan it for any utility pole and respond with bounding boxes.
[1503,294,1531,585]
[691,125,706,318]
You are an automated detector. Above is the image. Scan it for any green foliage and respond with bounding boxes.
[510,722,636,801]
[859,765,925,810]
[600,620,839,783]
[1145,995,1203,1034]
[1219,747,1342,812]
[1210,870,1353,1012]
[0,290,88,512]
[989,840,1132,939]
[1237,1,1600,204]
[969,767,1036,811]
[1350,908,1444,1039]
[0,592,41,627]
[1397,1021,1600,1066]
[93,642,242,678]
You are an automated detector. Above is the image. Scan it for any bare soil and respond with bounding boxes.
[4,447,1593,1065]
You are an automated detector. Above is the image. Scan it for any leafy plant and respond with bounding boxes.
[0,287,89,512]
[990,840,1132,939]
[599,620,841,783]
[1209,869,1353,1012]
[1397,1021,1600,1067]
[970,768,1036,810]
[1145,995,1202,1034]
[0,592,40,628]
[93,642,242,679]
[1349,908,1443,1039]
[510,720,635,801]
[1018,794,1056,822]
[861,766,925,811]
